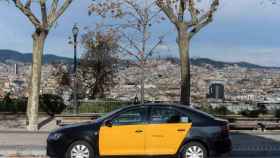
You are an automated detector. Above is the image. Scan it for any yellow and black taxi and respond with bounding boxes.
[47,104,232,158]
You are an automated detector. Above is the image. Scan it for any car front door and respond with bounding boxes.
[99,107,147,156]
[145,106,192,155]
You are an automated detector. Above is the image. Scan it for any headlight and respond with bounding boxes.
[48,133,63,141]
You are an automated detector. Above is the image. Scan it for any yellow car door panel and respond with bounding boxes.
[99,107,147,156]
[145,106,192,155]
[145,123,192,155]
[99,125,145,156]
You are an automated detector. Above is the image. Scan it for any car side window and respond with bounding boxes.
[111,108,146,125]
[187,111,209,125]
[150,107,188,124]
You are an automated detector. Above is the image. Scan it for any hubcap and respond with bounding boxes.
[71,144,90,158]
[185,145,204,158]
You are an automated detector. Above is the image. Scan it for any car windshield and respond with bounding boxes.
[94,108,124,122]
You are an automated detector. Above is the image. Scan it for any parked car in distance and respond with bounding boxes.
[47,103,232,158]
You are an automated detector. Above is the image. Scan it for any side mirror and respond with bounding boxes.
[104,120,113,127]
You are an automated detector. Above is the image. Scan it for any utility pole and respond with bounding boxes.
[72,24,79,114]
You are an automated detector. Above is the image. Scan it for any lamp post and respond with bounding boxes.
[72,24,79,114]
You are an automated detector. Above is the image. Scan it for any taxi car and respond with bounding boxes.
[47,104,231,158]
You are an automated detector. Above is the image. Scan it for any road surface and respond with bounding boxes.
[1,131,280,157]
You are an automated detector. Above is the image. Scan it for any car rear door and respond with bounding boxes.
[145,106,192,155]
[99,107,147,156]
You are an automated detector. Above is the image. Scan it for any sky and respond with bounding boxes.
[0,0,280,66]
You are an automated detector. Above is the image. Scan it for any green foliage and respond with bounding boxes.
[0,95,27,113]
[199,105,233,116]
[239,104,268,118]
[275,109,280,118]
[39,94,66,116]
[257,104,268,115]
[0,94,66,115]
[239,109,260,118]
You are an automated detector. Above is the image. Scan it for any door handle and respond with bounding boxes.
[177,129,186,132]
[135,130,143,133]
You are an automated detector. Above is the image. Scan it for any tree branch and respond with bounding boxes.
[120,31,142,53]
[12,0,41,28]
[144,32,168,60]
[25,0,32,8]
[189,18,212,40]
[39,0,48,29]
[119,45,142,62]
[188,0,219,39]
[124,0,145,24]
[187,0,198,25]
[48,0,73,28]
[156,0,178,26]
[47,0,59,24]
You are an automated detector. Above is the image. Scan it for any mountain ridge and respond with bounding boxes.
[190,58,278,69]
[0,49,72,64]
[0,49,278,69]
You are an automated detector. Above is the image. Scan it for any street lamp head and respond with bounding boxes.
[72,23,79,37]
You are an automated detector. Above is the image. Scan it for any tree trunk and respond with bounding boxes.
[26,30,47,131]
[177,26,191,106]
[140,66,145,104]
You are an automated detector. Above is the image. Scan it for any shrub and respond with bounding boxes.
[0,94,66,115]
[239,109,260,118]
[39,94,66,116]
[213,106,232,115]
[275,109,280,118]
[257,104,268,115]
[12,98,27,113]
[0,95,27,113]
[199,105,233,116]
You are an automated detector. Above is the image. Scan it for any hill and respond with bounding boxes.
[190,58,276,69]
[0,49,278,69]
[164,57,278,69]
[0,49,72,64]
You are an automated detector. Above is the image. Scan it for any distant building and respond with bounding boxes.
[14,64,18,75]
[208,81,225,100]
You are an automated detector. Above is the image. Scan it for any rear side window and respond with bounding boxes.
[149,107,189,124]
[187,110,211,126]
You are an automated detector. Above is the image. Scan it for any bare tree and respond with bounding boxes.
[89,0,166,104]
[5,0,73,131]
[79,30,119,99]
[156,0,219,105]
[267,0,278,4]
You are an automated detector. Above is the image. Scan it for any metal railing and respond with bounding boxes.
[64,100,181,114]
[63,100,134,114]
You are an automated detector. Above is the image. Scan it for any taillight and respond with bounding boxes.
[221,124,230,137]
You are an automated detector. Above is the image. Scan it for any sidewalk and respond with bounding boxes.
[0,131,48,158]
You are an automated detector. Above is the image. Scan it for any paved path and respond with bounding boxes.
[1,131,280,157]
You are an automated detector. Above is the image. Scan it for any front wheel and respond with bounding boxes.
[66,140,95,158]
[180,142,207,158]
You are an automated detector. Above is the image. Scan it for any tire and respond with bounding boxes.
[65,140,95,158]
[179,142,208,158]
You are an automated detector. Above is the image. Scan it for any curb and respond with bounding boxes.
[0,131,49,134]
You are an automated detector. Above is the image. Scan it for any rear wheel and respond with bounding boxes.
[66,140,94,158]
[180,142,207,158]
